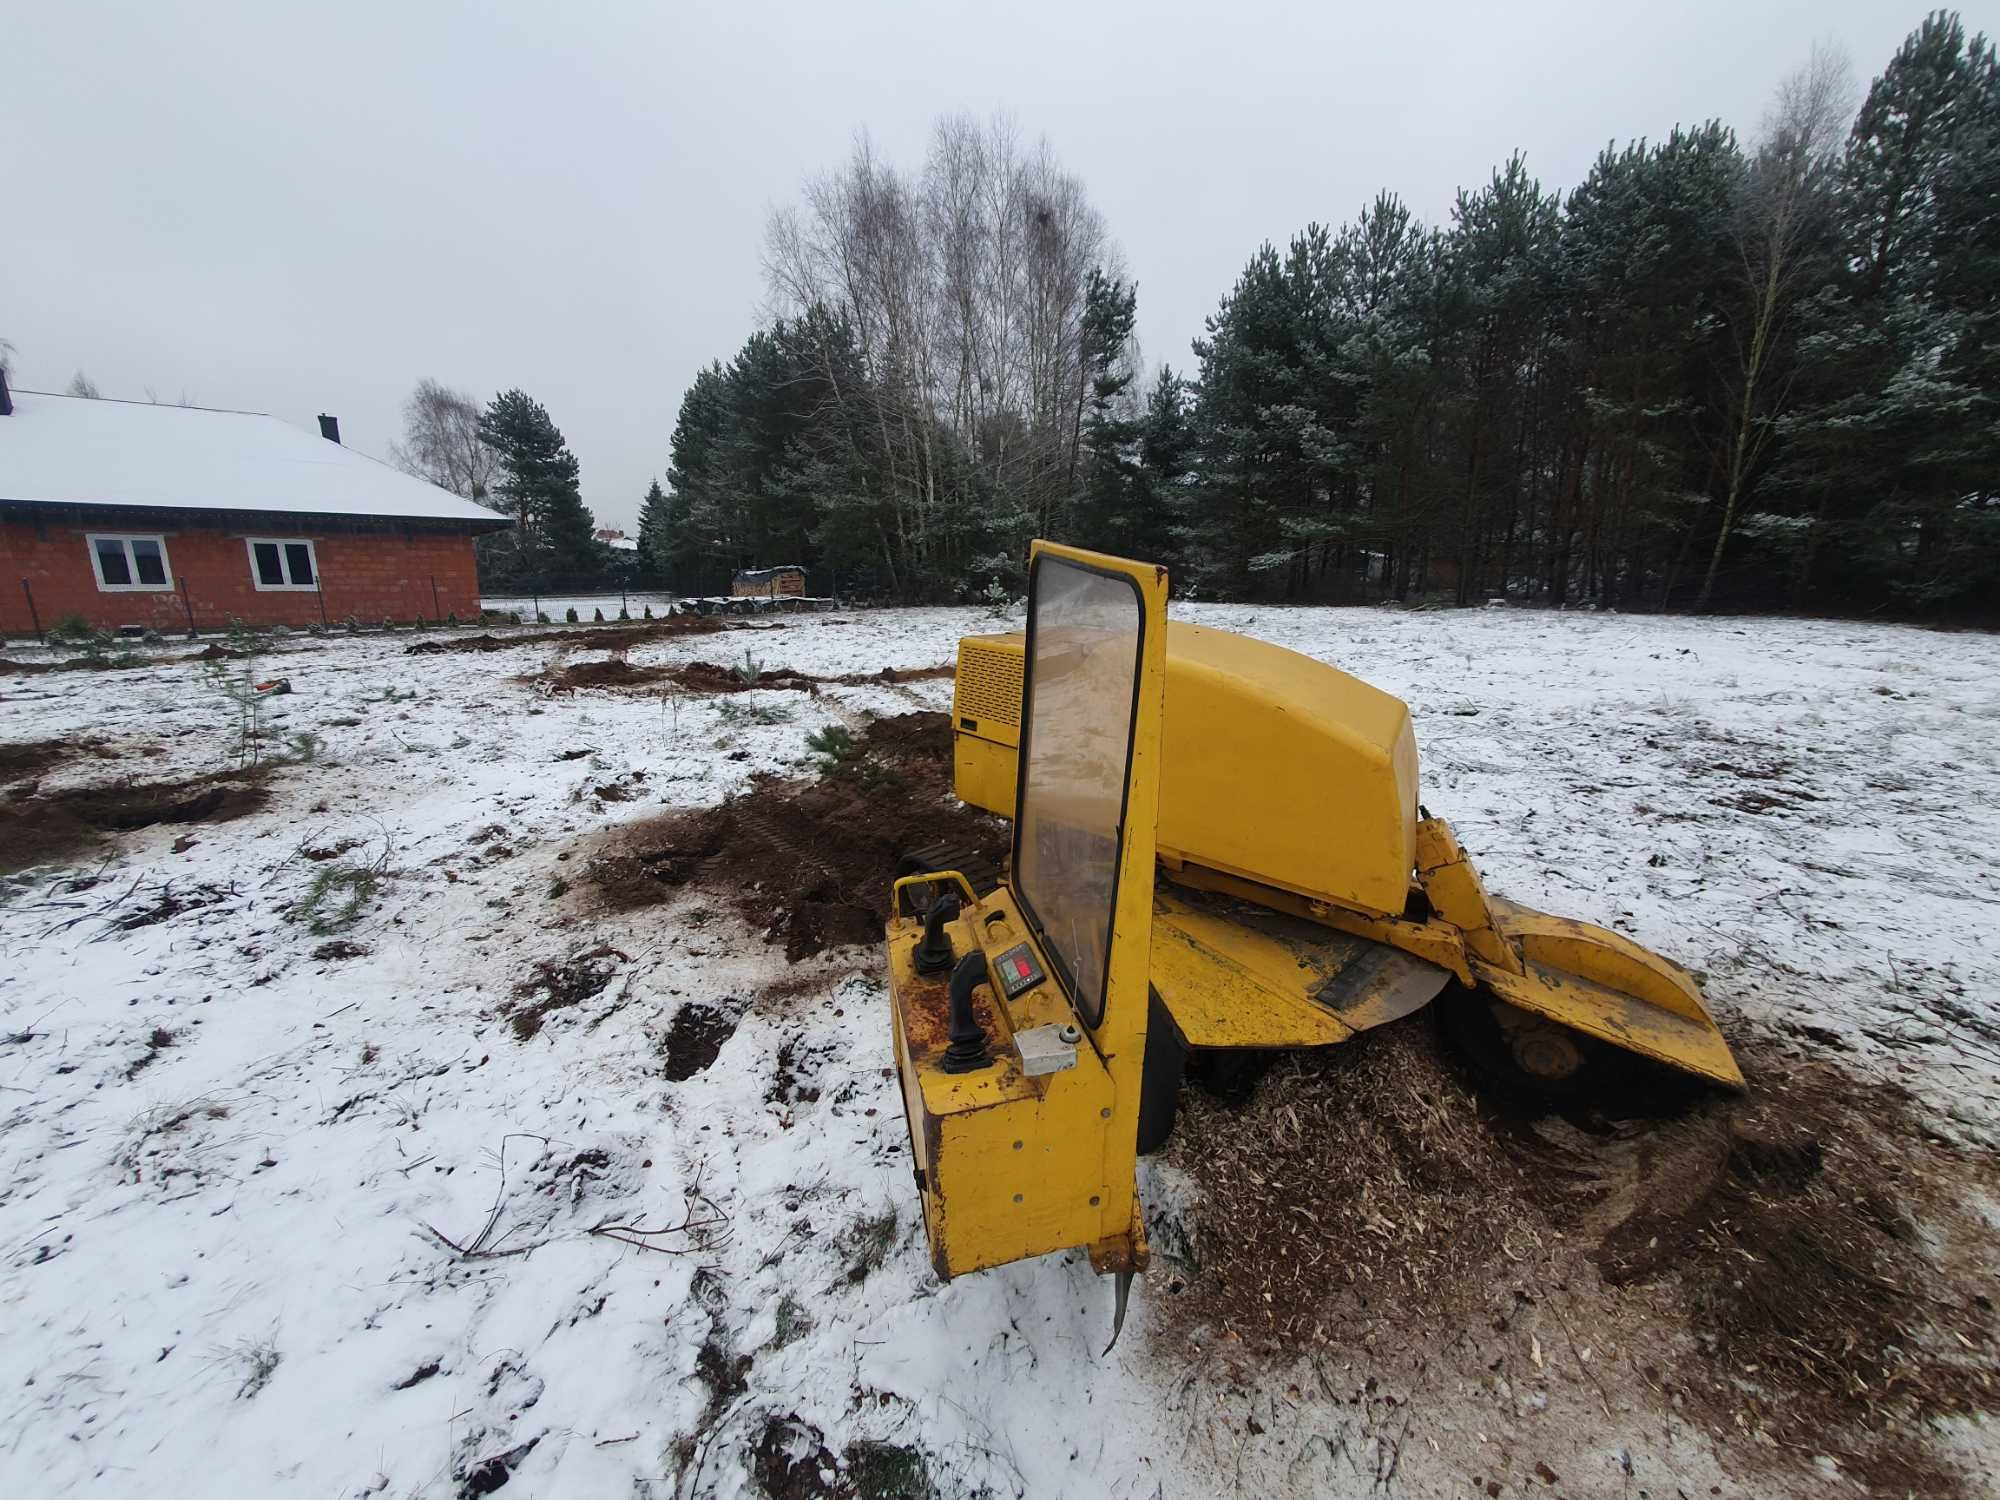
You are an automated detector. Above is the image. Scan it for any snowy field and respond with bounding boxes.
[2,603,1997,1498]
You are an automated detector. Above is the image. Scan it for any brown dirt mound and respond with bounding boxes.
[540,657,821,695]
[825,663,954,685]
[0,655,155,675]
[671,661,818,694]
[0,769,272,875]
[537,657,952,697]
[584,711,1006,959]
[0,737,117,785]
[1623,1047,1996,1467]
[406,618,725,655]
[1156,1022,1536,1348]
[1154,1021,1998,1491]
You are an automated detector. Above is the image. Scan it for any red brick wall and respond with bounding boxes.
[0,517,485,637]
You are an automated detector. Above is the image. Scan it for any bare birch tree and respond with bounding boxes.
[1698,41,1855,609]
[763,115,1117,582]
[392,378,501,503]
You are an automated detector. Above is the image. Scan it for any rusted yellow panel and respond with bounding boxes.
[890,542,1171,1282]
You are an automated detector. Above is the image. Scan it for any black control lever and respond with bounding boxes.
[914,895,961,975]
[940,951,993,1073]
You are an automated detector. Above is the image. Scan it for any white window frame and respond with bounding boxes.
[86,533,174,592]
[244,537,320,592]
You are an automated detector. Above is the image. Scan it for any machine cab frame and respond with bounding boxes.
[885,541,1170,1282]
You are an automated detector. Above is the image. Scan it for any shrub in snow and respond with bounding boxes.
[565,607,579,624]
[445,611,460,627]
[593,608,605,623]
[618,607,630,621]
[643,605,653,620]
[537,612,551,624]
[343,614,360,634]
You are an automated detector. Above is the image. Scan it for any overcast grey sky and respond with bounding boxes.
[4,1,1975,529]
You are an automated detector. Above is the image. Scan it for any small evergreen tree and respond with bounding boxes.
[1074,270,1143,556]
[636,478,672,586]
[478,389,597,582]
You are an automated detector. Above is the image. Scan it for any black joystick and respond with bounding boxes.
[940,951,993,1073]
[914,895,960,975]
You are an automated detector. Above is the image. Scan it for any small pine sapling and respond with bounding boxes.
[566,607,579,624]
[805,723,857,771]
[733,650,764,686]
[593,607,605,623]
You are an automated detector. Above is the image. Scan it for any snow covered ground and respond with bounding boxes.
[2,603,1996,1499]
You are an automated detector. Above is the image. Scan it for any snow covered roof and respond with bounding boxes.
[0,390,510,528]
[733,564,805,582]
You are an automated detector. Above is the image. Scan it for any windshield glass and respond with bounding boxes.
[1013,557,1143,1029]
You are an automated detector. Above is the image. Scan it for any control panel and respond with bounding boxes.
[992,942,1046,1000]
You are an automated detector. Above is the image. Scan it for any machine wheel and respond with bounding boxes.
[1137,987,1186,1155]
[1442,984,1631,1101]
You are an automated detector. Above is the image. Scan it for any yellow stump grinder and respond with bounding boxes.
[883,542,1742,1343]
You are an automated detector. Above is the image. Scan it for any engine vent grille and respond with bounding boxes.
[955,638,1024,733]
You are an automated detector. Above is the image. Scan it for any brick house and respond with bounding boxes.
[0,375,510,638]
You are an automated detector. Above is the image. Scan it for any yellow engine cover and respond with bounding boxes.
[955,622,1419,919]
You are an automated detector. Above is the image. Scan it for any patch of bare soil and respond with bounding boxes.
[750,1414,936,1500]
[536,657,953,697]
[662,1002,741,1081]
[0,655,152,675]
[539,657,821,695]
[0,768,272,875]
[406,617,726,655]
[1153,1021,1998,1493]
[1156,1022,1536,1347]
[1613,1045,1996,1490]
[505,943,627,1040]
[0,736,117,786]
[824,663,955,686]
[582,712,1008,959]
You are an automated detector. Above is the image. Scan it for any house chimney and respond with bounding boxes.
[317,413,340,443]
[0,366,12,417]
